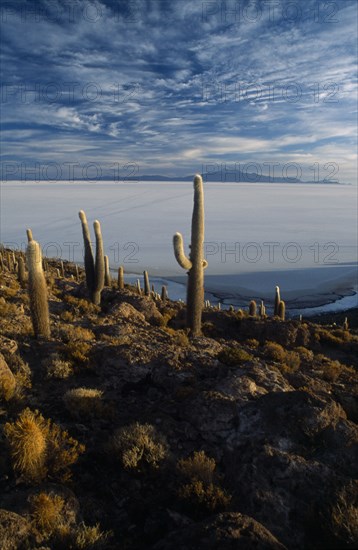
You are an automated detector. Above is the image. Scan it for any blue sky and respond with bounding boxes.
[1,0,357,182]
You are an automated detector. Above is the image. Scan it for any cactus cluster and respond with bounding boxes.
[78,211,104,305]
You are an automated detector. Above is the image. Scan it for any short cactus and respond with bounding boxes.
[343,317,349,331]
[173,175,208,336]
[249,300,257,316]
[26,240,51,339]
[17,256,27,288]
[144,271,150,296]
[259,300,266,317]
[274,286,281,316]
[118,266,124,289]
[278,300,286,320]
[161,285,167,302]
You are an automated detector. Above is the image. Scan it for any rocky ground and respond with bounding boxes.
[0,250,357,549]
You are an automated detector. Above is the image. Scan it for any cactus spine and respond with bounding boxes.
[173,175,207,336]
[274,286,281,316]
[104,255,111,286]
[118,266,124,289]
[26,240,50,339]
[278,300,286,320]
[92,221,104,305]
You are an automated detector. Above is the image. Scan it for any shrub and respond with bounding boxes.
[63,388,103,419]
[60,325,95,343]
[178,479,231,516]
[176,451,231,518]
[111,422,169,470]
[162,327,189,346]
[245,338,260,349]
[64,341,91,366]
[30,492,65,533]
[218,347,253,366]
[74,522,110,549]
[295,346,314,362]
[46,422,85,482]
[4,408,85,483]
[263,341,286,362]
[177,450,215,484]
[44,354,73,379]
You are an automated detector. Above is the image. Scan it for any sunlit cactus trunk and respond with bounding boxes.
[26,240,51,339]
[173,175,207,337]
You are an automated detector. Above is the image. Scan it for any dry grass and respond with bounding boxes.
[30,491,65,533]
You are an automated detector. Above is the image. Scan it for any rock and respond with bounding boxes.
[110,302,147,325]
[0,353,16,400]
[0,509,31,550]
[152,512,286,549]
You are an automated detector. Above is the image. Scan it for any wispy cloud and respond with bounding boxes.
[1,0,357,182]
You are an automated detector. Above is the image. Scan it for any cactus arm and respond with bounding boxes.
[173,233,192,270]
[202,259,208,269]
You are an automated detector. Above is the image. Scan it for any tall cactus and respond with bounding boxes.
[26,240,50,339]
[79,210,95,293]
[92,220,104,305]
[26,229,33,243]
[173,174,208,336]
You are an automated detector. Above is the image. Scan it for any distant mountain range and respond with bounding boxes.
[2,173,345,184]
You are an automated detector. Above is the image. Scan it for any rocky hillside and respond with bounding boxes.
[0,251,357,549]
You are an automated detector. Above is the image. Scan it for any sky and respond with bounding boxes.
[0,0,357,183]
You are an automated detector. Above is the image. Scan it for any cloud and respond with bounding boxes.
[0,0,357,182]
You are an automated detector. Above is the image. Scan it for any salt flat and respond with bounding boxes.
[1,181,357,311]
